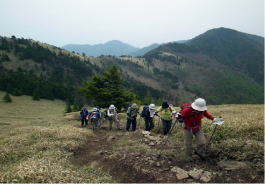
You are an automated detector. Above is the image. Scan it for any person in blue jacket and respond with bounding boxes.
[80,107,89,127]
[89,107,101,130]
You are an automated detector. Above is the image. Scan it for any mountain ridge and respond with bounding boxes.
[0,27,263,105]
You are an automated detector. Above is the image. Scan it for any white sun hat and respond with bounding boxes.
[191,98,207,111]
[149,104,156,110]
[109,104,115,109]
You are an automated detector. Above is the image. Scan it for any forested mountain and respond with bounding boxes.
[0,27,263,106]
[129,43,160,57]
[143,27,264,104]
[62,40,139,57]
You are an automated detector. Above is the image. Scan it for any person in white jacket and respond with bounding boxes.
[107,104,119,130]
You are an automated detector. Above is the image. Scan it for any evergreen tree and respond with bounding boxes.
[3,92,12,102]
[80,65,136,111]
[65,101,72,113]
[32,88,40,101]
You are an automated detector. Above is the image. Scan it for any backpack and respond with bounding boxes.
[141,106,149,118]
[180,103,192,110]
[90,112,97,119]
[177,103,192,122]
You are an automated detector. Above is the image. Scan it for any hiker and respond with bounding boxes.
[107,104,119,130]
[80,107,89,127]
[179,98,215,158]
[157,102,175,135]
[141,104,157,131]
[96,106,102,128]
[126,103,139,131]
[89,107,101,130]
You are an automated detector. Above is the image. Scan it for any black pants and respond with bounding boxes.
[144,118,154,131]
[81,117,88,127]
[162,119,172,135]
[126,117,137,131]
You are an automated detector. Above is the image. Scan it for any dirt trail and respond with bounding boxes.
[71,126,263,183]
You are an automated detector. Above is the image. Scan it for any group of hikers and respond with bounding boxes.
[80,98,221,159]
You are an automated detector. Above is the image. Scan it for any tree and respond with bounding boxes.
[32,88,40,101]
[65,100,72,113]
[80,65,136,111]
[3,92,12,102]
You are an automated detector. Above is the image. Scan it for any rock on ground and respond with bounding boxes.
[217,161,249,170]
[200,171,212,182]
[171,166,189,180]
[107,136,115,142]
[188,168,203,180]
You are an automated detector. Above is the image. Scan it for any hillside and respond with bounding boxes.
[0,27,264,105]
[0,36,164,105]
[129,43,160,57]
[188,27,264,84]
[143,27,264,104]
[62,40,139,57]
[0,92,263,183]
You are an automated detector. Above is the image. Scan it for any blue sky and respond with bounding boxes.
[0,0,264,47]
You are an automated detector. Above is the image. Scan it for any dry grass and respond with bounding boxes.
[0,91,263,182]
[0,91,113,183]
[170,104,264,161]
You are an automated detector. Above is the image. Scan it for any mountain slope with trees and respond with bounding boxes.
[0,27,263,106]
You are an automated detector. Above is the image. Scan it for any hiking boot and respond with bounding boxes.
[194,150,207,160]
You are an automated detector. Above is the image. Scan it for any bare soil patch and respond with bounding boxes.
[71,126,264,183]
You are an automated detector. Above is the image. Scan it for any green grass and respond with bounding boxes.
[0,91,264,182]
[0,91,113,183]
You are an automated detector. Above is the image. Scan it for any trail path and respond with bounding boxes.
[71,125,262,183]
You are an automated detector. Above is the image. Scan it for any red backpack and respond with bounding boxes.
[180,103,192,111]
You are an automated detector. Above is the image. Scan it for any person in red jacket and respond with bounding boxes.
[180,98,215,159]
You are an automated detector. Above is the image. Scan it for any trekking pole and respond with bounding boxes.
[138,115,141,130]
[206,117,224,148]
[168,119,178,134]
[156,115,161,134]
[206,124,218,148]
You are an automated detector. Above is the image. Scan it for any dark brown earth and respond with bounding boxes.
[70,124,264,183]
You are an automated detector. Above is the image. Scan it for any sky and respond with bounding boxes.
[0,0,264,48]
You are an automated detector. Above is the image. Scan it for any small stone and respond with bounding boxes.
[217,161,249,171]
[107,136,115,142]
[160,160,165,165]
[96,150,104,155]
[188,168,203,180]
[200,171,212,183]
[156,162,161,167]
[149,160,155,165]
[142,131,150,135]
[144,138,149,142]
[149,142,155,146]
[90,161,99,168]
[171,166,189,180]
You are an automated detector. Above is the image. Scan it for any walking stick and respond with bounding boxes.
[206,117,224,148]
[168,118,178,134]
[156,115,161,134]
[138,115,141,130]
[206,124,218,148]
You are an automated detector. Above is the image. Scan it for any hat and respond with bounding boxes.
[93,107,98,111]
[149,104,156,110]
[162,102,169,109]
[131,103,138,109]
[191,98,207,111]
[109,104,115,109]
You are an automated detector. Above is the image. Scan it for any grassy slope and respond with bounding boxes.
[0,91,113,183]
[0,92,264,182]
